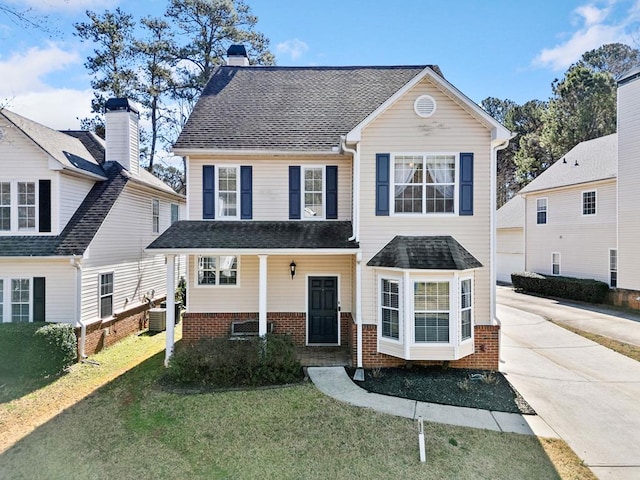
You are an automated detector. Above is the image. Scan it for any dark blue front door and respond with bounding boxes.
[308,276,338,344]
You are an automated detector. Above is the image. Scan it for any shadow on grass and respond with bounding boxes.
[0,371,67,405]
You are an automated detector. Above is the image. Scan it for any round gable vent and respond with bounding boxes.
[414,95,437,118]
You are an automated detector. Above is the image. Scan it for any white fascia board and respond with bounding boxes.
[145,248,360,256]
[346,66,512,143]
[172,148,341,157]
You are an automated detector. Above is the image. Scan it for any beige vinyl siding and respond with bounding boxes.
[496,228,525,283]
[187,155,352,221]
[188,254,352,313]
[80,183,185,324]
[617,77,640,290]
[58,172,94,231]
[0,259,75,323]
[525,180,616,283]
[359,76,493,326]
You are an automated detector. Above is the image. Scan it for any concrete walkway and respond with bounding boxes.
[498,292,640,480]
[306,366,557,437]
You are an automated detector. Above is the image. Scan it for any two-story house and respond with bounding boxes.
[0,99,185,356]
[148,46,511,373]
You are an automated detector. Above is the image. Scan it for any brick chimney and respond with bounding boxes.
[104,98,139,175]
[227,44,249,66]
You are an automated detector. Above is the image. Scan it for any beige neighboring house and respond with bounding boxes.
[515,134,617,285]
[0,99,185,356]
[496,195,524,283]
[617,67,640,302]
[148,45,511,373]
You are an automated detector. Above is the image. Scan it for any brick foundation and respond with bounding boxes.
[182,311,353,346]
[76,297,165,357]
[606,288,640,311]
[349,321,500,370]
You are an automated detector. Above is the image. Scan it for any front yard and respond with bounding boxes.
[0,329,594,480]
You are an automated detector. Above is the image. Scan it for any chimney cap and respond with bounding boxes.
[105,98,139,114]
[227,44,248,57]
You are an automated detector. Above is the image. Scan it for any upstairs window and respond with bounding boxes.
[393,154,455,214]
[303,167,324,218]
[536,198,547,224]
[17,182,35,230]
[171,204,179,224]
[218,167,238,218]
[0,182,9,231]
[197,256,238,286]
[152,199,160,233]
[583,191,596,215]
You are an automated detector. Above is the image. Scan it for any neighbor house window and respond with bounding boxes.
[11,279,30,322]
[583,191,596,215]
[0,182,10,231]
[303,167,324,218]
[393,154,456,214]
[197,256,238,286]
[460,278,472,341]
[381,279,400,340]
[552,253,561,276]
[17,182,36,230]
[218,167,238,218]
[152,199,160,233]
[536,198,547,224]
[171,203,179,224]
[610,249,617,288]
[414,281,450,343]
[99,273,114,318]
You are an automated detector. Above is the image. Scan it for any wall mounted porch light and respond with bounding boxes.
[290,260,297,279]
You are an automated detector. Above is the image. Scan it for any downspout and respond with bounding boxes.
[491,137,511,325]
[341,137,360,242]
[71,256,87,358]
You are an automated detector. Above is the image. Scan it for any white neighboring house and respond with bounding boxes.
[507,134,617,286]
[496,195,524,284]
[0,99,185,356]
[617,67,640,299]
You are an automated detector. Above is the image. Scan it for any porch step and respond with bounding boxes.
[296,346,351,367]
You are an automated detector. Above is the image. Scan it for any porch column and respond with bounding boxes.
[165,254,176,367]
[258,255,268,336]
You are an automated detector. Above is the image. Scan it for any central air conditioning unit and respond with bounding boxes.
[148,308,166,332]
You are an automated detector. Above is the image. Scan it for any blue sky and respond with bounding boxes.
[1,0,639,130]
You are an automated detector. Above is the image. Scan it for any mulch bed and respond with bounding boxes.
[347,366,535,414]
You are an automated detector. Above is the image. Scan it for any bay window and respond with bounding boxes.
[380,279,400,340]
[414,281,450,343]
[460,278,472,341]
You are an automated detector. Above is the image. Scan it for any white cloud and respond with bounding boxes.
[3,88,94,130]
[5,0,117,12]
[276,39,309,61]
[533,1,636,71]
[0,42,80,93]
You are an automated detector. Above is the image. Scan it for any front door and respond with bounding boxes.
[308,276,338,344]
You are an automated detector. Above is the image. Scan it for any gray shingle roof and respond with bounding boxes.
[0,162,128,257]
[519,134,617,194]
[174,65,433,152]
[496,195,525,229]
[367,236,483,270]
[147,221,358,250]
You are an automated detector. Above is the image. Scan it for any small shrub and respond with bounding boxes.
[370,367,383,379]
[0,322,77,378]
[511,272,610,303]
[457,378,471,391]
[166,334,303,388]
[480,371,500,386]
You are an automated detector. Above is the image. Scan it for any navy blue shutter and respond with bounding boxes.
[375,154,390,216]
[289,166,301,219]
[33,277,46,322]
[326,166,338,219]
[459,153,474,216]
[38,180,51,232]
[240,166,252,219]
[202,166,215,219]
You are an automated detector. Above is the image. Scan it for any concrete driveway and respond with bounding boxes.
[497,287,640,480]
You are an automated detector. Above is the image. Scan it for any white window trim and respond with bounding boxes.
[390,152,459,216]
[582,189,597,216]
[99,272,114,320]
[460,277,473,343]
[609,248,618,288]
[551,252,561,276]
[412,278,455,344]
[536,197,548,225]
[0,180,39,233]
[378,274,403,344]
[301,165,326,220]
[152,199,160,234]
[194,255,241,288]
[216,165,241,220]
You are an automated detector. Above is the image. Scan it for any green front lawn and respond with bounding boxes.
[0,331,594,480]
